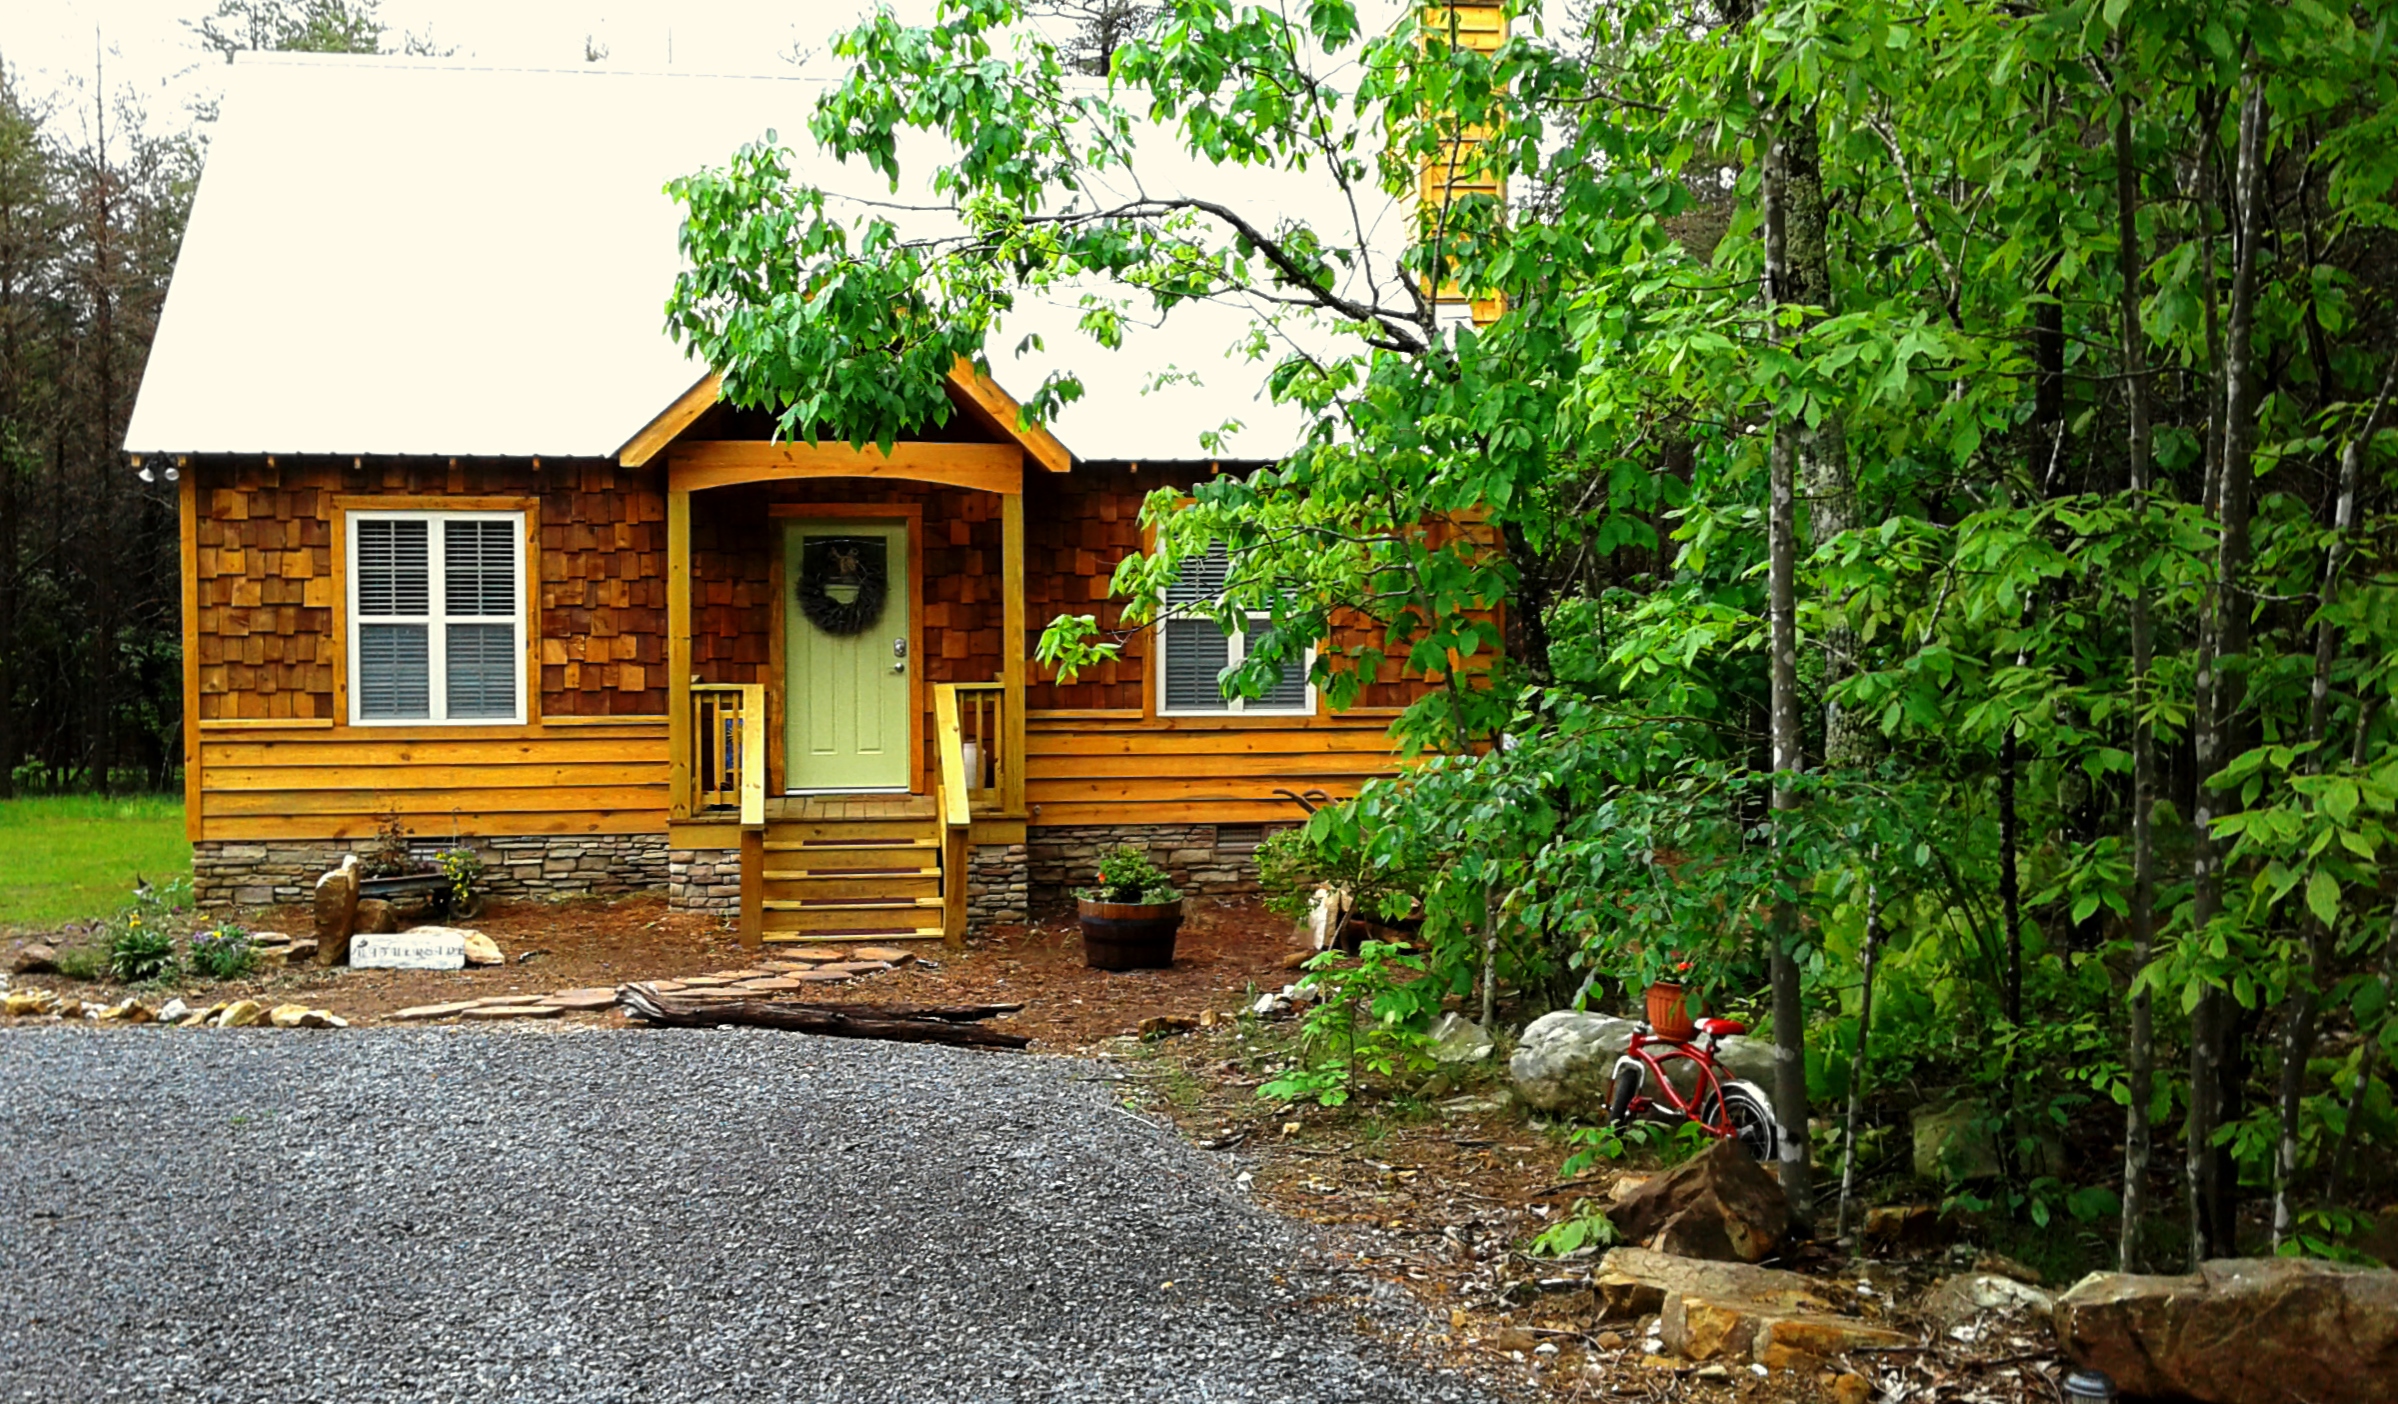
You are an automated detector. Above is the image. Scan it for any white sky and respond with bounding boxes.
[0,1,905,130]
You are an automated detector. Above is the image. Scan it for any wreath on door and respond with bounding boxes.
[797,536,890,636]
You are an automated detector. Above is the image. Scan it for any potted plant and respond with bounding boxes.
[356,813,482,919]
[1076,845,1184,971]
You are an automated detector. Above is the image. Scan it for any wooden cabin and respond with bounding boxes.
[124,44,1498,944]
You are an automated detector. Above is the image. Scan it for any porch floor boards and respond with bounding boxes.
[766,793,937,822]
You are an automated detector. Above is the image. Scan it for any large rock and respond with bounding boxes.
[1923,1272,2054,1330]
[1511,1010,1775,1117]
[353,899,398,935]
[392,926,501,965]
[1595,1246,1834,1321]
[11,942,59,975]
[1912,1101,2001,1183]
[2055,1257,2398,1404]
[1606,1137,1791,1263]
[1613,1245,1914,1369]
[1428,1013,1493,1063]
[313,856,360,965]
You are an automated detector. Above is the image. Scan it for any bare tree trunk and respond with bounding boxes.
[1762,109,1813,1222]
[1480,880,1499,1030]
[2188,71,2267,1267]
[2113,100,2160,1273]
[1772,118,1858,772]
[1836,849,1880,1241]
[2271,350,2398,1247]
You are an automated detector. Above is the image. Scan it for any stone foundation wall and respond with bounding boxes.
[1026,824,1278,912]
[667,848,742,914]
[193,834,669,910]
[967,842,1029,933]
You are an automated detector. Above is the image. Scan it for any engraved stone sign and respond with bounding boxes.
[348,931,467,970]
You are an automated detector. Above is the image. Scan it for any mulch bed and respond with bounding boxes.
[0,892,1311,1045]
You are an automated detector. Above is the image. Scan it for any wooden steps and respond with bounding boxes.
[756,807,951,945]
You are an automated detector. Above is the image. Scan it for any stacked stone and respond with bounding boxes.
[193,834,669,909]
[1026,824,1267,909]
[483,836,666,896]
[666,848,741,912]
[965,842,1029,932]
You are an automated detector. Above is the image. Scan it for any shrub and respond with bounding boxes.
[1259,938,1439,1107]
[437,846,483,911]
[53,944,109,982]
[1080,845,1180,904]
[188,923,255,981]
[361,809,421,878]
[106,914,180,984]
[1253,816,1422,928]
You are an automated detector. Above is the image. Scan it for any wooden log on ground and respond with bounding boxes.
[616,984,1030,1049]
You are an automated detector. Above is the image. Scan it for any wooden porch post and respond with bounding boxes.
[667,486,692,820]
[1000,486,1027,816]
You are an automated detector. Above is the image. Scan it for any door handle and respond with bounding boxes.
[892,637,908,673]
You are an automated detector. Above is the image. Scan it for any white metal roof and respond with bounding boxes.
[126,54,1406,463]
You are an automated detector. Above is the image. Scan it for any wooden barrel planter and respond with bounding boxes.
[1078,897,1184,971]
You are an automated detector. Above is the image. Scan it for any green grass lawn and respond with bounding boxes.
[0,794,191,931]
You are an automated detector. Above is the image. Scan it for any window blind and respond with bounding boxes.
[356,623,430,719]
[1162,617,1231,712]
[445,623,516,718]
[356,519,428,616]
[444,519,516,617]
[1165,541,1231,603]
[1244,620,1308,709]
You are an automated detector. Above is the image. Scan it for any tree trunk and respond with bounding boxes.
[2187,71,2267,1267]
[618,985,1032,1048]
[2113,100,2160,1273]
[1999,726,2022,1026]
[1762,108,1813,1222]
[1836,850,1880,1241]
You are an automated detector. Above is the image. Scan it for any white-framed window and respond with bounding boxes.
[347,510,525,725]
[1157,541,1314,716]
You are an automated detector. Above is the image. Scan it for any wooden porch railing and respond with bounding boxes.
[692,683,767,945]
[932,681,1023,946]
[948,680,1013,813]
[934,685,973,947]
[692,684,764,814]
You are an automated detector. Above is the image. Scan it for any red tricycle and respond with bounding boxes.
[1606,989,1782,1163]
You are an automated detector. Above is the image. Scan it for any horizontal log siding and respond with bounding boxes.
[192,722,668,841]
[1024,713,1403,826]
[189,456,668,722]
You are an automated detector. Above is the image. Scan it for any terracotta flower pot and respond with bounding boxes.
[1078,896,1184,971]
[1646,979,1701,1040]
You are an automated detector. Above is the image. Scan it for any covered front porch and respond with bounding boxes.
[633,367,1067,947]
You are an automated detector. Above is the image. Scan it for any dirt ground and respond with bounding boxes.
[1,893,1308,1042]
[5,894,2075,1403]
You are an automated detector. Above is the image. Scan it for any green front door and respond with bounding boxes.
[784,520,912,791]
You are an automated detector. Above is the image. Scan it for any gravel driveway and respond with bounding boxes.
[0,1027,1492,1403]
